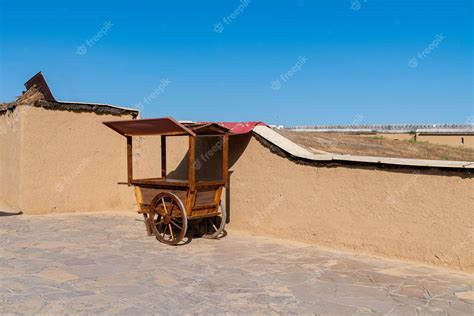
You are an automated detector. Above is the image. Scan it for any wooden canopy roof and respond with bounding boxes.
[103,117,230,137]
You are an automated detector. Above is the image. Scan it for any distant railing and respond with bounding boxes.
[283,123,474,133]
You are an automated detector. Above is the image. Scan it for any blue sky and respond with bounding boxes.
[0,0,472,125]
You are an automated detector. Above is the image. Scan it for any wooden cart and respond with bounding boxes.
[104,117,229,245]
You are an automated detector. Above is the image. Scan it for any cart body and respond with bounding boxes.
[104,117,229,245]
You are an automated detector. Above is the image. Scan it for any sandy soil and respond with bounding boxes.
[277,130,474,161]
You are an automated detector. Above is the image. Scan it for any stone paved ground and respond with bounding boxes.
[1,212,473,315]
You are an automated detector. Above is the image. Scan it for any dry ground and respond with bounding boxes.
[278,130,474,161]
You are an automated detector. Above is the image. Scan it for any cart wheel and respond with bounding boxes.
[202,202,227,239]
[149,192,188,245]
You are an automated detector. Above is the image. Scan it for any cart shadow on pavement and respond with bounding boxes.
[134,217,227,246]
[0,211,23,217]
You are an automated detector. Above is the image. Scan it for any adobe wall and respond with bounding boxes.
[417,134,474,148]
[13,106,139,214]
[360,132,473,148]
[0,107,23,211]
[226,135,474,273]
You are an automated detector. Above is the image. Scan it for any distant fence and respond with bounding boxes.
[284,124,474,133]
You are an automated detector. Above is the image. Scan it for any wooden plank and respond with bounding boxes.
[222,134,229,185]
[192,203,217,211]
[124,131,189,137]
[188,211,221,220]
[213,186,223,213]
[131,178,188,186]
[161,135,167,178]
[127,136,133,185]
[195,188,216,205]
[133,182,189,191]
[134,187,144,205]
[195,180,225,187]
[136,187,187,205]
[186,189,196,217]
[130,178,224,188]
[188,136,196,191]
[104,117,196,137]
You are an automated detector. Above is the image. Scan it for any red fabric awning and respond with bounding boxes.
[214,122,266,134]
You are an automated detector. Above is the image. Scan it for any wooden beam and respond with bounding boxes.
[188,136,196,191]
[213,186,223,213]
[222,134,229,185]
[127,136,133,185]
[161,135,167,178]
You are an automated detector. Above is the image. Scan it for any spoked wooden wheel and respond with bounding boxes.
[201,202,227,239]
[149,192,188,245]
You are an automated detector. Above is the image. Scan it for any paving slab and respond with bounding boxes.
[0,212,473,315]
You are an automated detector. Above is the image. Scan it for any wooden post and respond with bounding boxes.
[188,136,196,191]
[161,135,167,178]
[222,134,230,223]
[222,134,229,185]
[127,136,133,185]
